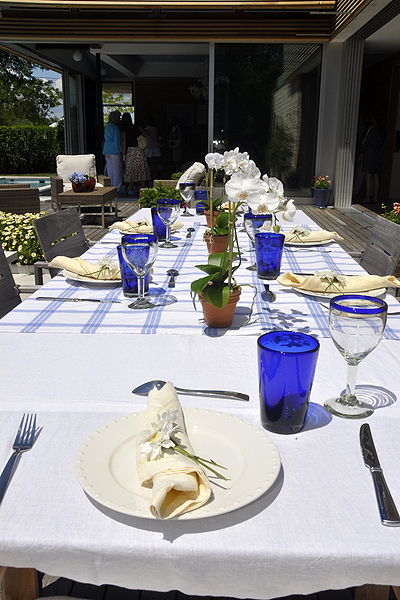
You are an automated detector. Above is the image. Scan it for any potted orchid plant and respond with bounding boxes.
[191,147,296,328]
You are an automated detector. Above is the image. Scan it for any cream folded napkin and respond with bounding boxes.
[109,218,183,234]
[136,382,211,519]
[277,271,400,293]
[283,229,342,244]
[48,256,121,280]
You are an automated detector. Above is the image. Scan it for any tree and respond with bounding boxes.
[0,50,62,126]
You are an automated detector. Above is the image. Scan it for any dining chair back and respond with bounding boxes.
[360,215,400,276]
[0,246,21,319]
[33,208,90,284]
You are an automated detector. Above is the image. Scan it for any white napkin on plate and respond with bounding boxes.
[136,382,211,519]
[109,218,183,234]
[284,230,342,243]
[48,256,121,280]
[277,271,400,293]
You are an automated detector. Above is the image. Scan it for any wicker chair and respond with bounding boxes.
[51,154,111,209]
[0,186,40,214]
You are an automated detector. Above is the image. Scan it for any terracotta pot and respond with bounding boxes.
[199,287,241,328]
[204,209,221,228]
[85,178,96,191]
[72,182,86,192]
[204,233,229,255]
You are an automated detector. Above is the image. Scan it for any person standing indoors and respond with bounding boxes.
[103,110,124,193]
[121,112,151,196]
[359,114,383,203]
[169,115,183,173]
[144,115,162,182]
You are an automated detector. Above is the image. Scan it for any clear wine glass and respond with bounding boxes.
[179,182,196,217]
[157,199,181,248]
[121,234,158,310]
[244,213,272,271]
[324,295,388,419]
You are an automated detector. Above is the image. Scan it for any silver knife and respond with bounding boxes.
[36,296,121,304]
[360,423,400,526]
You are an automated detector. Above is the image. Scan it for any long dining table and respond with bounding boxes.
[1,206,400,600]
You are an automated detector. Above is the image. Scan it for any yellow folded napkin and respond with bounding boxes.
[48,255,121,280]
[109,218,183,234]
[277,271,400,294]
[136,382,211,519]
[283,229,342,244]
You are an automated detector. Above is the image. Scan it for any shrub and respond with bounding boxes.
[0,124,64,173]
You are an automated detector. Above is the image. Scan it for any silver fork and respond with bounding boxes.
[0,414,37,504]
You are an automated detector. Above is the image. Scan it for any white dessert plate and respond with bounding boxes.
[75,408,281,520]
[62,269,121,285]
[292,287,386,299]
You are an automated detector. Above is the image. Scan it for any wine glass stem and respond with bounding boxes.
[343,364,359,406]
[137,274,145,300]
[166,224,171,244]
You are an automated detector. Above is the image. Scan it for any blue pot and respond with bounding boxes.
[314,188,332,209]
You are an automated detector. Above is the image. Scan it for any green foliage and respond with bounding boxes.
[171,172,183,180]
[139,182,182,208]
[191,251,239,309]
[0,211,45,265]
[265,121,294,179]
[0,125,62,173]
[382,203,400,225]
[0,50,61,126]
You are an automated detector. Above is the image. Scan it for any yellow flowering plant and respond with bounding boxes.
[0,211,45,265]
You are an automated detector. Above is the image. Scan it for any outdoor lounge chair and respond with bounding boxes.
[33,207,91,285]
[0,185,40,214]
[50,154,111,209]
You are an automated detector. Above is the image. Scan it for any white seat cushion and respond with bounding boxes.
[176,162,205,189]
[56,154,97,183]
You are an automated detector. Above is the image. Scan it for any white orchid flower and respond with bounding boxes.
[247,190,280,214]
[282,199,296,222]
[223,148,249,176]
[205,152,226,170]
[225,173,264,205]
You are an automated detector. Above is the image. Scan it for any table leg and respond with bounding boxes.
[0,567,39,600]
[114,196,118,216]
[354,585,391,600]
[101,203,105,229]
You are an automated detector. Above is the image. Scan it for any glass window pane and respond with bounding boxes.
[214,43,322,196]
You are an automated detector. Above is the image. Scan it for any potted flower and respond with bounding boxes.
[382,203,400,225]
[68,171,96,192]
[312,175,332,209]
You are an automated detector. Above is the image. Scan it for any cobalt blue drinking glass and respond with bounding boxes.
[244,213,273,271]
[258,331,320,434]
[254,232,285,280]
[157,199,181,248]
[117,245,150,297]
[195,190,208,214]
[151,207,166,240]
[121,234,158,309]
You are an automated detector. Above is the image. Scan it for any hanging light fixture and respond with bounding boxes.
[73,50,83,62]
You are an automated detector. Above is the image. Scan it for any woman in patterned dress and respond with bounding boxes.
[121,113,151,195]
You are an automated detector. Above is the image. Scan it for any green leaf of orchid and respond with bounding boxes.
[190,274,214,294]
[203,284,230,309]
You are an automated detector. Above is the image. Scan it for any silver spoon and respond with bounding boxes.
[261,284,276,302]
[167,268,179,288]
[132,380,249,401]
[285,247,332,253]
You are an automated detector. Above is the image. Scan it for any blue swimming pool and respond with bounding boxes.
[0,176,50,189]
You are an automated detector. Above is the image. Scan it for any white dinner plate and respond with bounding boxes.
[62,269,121,285]
[292,287,386,299]
[75,408,281,520]
[284,239,334,247]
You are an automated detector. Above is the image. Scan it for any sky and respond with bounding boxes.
[33,66,63,121]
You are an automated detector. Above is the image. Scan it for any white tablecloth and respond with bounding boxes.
[1,208,400,338]
[0,333,400,598]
